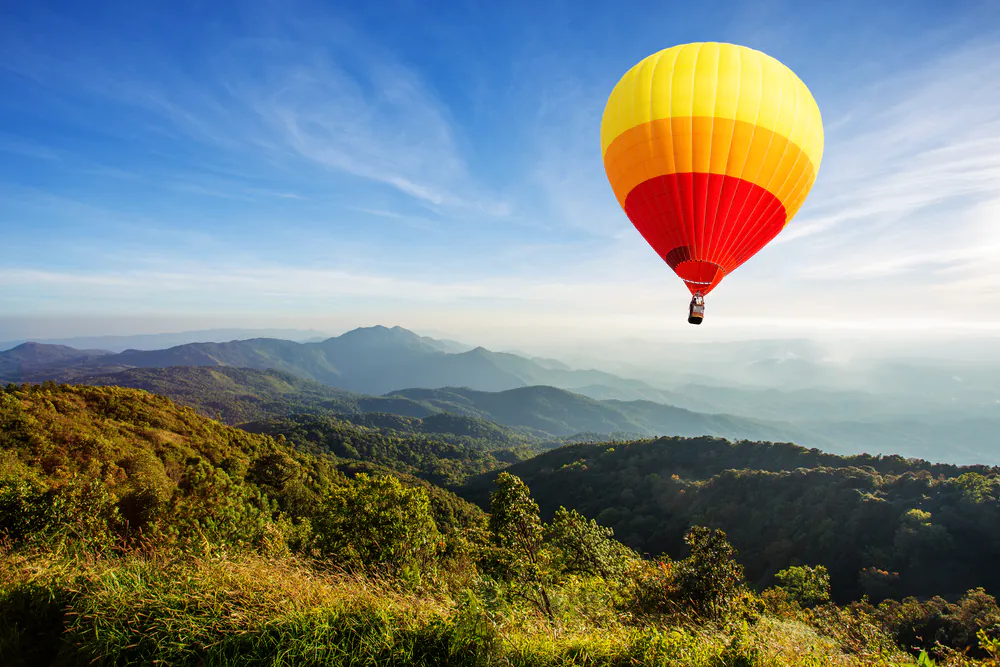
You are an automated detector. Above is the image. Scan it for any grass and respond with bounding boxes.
[0,546,920,667]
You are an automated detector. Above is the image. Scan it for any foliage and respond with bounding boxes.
[672,526,751,620]
[873,588,1000,660]
[312,472,443,586]
[2,381,1000,665]
[485,472,556,623]
[461,436,1000,602]
[775,565,832,607]
[620,527,757,623]
[247,413,536,487]
[0,382,483,556]
[546,506,638,581]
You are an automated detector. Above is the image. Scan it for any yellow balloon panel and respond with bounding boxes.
[600,42,823,174]
[600,42,824,296]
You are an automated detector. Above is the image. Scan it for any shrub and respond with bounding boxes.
[775,565,831,607]
[876,587,1000,659]
[312,473,442,587]
[546,506,638,582]
[672,526,748,621]
[624,526,754,624]
[483,472,555,623]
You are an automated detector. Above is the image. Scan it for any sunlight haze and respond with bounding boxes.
[3,0,999,345]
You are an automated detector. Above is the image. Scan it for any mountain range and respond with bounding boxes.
[3,325,999,464]
[0,328,333,353]
[64,365,823,445]
[0,326,699,404]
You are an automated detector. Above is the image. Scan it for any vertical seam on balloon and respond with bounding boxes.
[621,61,643,250]
[701,43,718,266]
[729,67,799,267]
[630,55,667,267]
[767,90,816,233]
[769,138,817,235]
[722,62,782,271]
[647,50,679,269]
[657,49,685,268]
[654,50,682,266]
[714,50,762,273]
[720,58,782,272]
[778,94,821,226]
[615,64,642,250]
[730,76,816,267]
[687,44,700,276]
[709,46,743,273]
[666,47,688,268]
[706,46,734,270]
[649,51,679,270]
[783,156,816,223]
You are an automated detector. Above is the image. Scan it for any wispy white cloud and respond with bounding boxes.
[3,5,1000,342]
[711,37,1000,324]
[0,133,62,161]
[779,38,1000,246]
[0,6,508,217]
[0,262,648,306]
[526,77,626,238]
[247,57,466,208]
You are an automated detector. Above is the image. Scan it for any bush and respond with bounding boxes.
[0,478,54,544]
[775,565,831,607]
[672,526,748,621]
[483,472,556,623]
[876,587,1000,659]
[312,473,443,587]
[546,506,638,582]
[624,526,755,624]
[153,457,274,551]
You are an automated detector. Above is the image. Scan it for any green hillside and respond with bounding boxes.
[3,383,999,665]
[78,366,434,423]
[76,366,823,448]
[390,385,825,444]
[459,437,1000,602]
[243,413,537,487]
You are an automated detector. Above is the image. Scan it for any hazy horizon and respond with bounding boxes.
[4,314,1000,348]
[3,1,1000,343]
[5,318,1000,371]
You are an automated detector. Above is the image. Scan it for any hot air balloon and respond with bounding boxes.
[601,42,824,324]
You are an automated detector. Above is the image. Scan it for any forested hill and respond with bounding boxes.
[4,382,1000,664]
[0,326,676,401]
[387,386,821,442]
[459,437,1000,602]
[77,366,442,424]
[0,382,483,540]
[54,365,823,445]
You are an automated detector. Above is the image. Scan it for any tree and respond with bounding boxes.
[313,473,442,586]
[485,472,555,623]
[775,564,831,607]
[546,506,637,581]
[672,526,747,620]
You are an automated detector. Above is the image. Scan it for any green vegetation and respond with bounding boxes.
[2,382,1000,665]
[17,354,825,444]
[244,413,537,487]
[81,366,437,424]
[387,385,820,443]
[775,565,832,607]
[460,437,1000,603]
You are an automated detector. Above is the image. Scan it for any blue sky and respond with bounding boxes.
[2,0,999,347]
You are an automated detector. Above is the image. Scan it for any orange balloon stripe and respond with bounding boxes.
[602,116,817,225]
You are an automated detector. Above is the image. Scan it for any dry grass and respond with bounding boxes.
[0,547,926,667]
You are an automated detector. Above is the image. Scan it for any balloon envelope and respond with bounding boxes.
[601,42,824,295]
